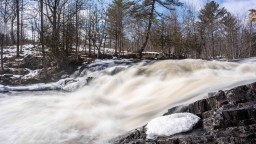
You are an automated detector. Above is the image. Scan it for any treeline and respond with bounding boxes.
[1,0,256,69]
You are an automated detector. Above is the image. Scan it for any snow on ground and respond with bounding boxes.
[23,69,41,79]
[11,75,23,79]
[0,44,44,83]
[1,44,41,59]
[78,46,115,54]
[78,46,140,55]
[87,59,123,68]
[146,113,200,140]
[22,44,42,56]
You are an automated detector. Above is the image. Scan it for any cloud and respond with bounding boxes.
[179,0,206,12]
[220,0,256,17]
[179,0,255,19]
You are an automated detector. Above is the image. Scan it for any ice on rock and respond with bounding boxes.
[146,113,200,139]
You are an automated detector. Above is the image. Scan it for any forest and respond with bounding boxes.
[0,0,256,72]
[2,1,256,143]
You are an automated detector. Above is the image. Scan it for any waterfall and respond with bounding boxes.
[0,58,256,144]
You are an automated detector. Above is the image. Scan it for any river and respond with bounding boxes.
[0,58,256,144]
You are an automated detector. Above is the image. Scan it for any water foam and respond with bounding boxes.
[0,59,256,143]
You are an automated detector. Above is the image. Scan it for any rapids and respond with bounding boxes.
[1,58,256,144]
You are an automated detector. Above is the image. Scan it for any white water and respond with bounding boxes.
[1,59,256,144]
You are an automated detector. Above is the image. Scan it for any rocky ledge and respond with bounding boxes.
[113,82,256,144]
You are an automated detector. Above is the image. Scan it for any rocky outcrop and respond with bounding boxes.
[113,82,256,144]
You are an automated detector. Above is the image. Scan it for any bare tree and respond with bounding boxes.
[16,0,20,57]
[131,0,182,58]
[0,0,14,70]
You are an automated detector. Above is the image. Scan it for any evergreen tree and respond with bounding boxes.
[223,12,239,58]
[106,0,133,55]
[131,0,182,58]
[198,1,227,58]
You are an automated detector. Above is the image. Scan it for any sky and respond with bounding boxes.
[179,0,256,17]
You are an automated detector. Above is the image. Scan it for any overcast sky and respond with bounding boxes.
[179,0,256,17]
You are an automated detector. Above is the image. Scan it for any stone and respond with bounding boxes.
[23,55,43,70]
[113,82,256,144]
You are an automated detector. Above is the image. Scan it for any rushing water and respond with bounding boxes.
[1,58,256,144]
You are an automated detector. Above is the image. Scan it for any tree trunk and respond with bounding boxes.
[52,6,58,55]
[161,23,164,52]
[249,22,252,57]
[40,0,46,82]
[11,18,15,45]
[211,31,214,58]
[139,0,156,59]
[20,0,23,52]
[75,0,79,60]
[115,26,118,55]
[88,14,92,57]
[1,34,4,71]
[103,35,106,55]
[16,0,20,57]
[88,27,91,57]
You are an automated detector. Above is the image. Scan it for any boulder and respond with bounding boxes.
[113,82,256,144]
[23,55,43,70]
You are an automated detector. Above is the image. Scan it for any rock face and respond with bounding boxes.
[113,82,256,144]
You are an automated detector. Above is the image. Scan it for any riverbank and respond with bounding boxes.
[113,82,256,144]
[0,44,94,85]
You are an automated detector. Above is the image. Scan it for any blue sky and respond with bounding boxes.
[106,0,255,18]
[180,0,256,17]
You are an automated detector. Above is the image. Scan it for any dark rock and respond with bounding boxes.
[2,74,13,78]
[3,68,29,75]
[112,128,147,144]
[109,67,126,75]
[188,99,210,115]
[226,86,248,104]
[163,105,189,116]
[0,74,20,85]
[23,55,43,70]
[86,77,94,84]
[113,82,256,144]
[20,78,42,85]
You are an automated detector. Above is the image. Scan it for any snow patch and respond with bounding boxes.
[0,44,41,59]
[146,113,200,139]
[23,69,41,79]
[11,75,23,79]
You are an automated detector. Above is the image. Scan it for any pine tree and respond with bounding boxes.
[198,1,227,58]
[106,0,133,55]
[131,0,182,58]
[223,12,239,58]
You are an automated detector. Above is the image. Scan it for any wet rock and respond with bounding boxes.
[112,128,147,144]
[113,82,256,144]
[163,105,189,116]
[188,99,210,115]
[226,85,248,104]
[86,77,94,84]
